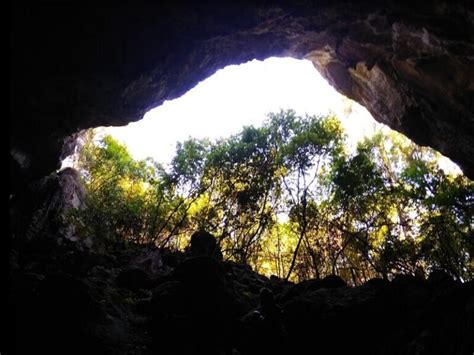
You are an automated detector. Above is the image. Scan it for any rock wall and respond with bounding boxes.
[10,0,474,183]
[11,167,88,247]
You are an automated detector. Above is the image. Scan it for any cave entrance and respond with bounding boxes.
[62,56,469,284]
[63,56,460,173]
[64,57,385,169]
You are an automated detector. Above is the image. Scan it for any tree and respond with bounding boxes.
[71,131,182,247]
[266,111,345,280]
[182,126,282,263]
[329,130,474,282]
[70,115,473,284]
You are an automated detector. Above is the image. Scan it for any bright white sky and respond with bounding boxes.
[96,57,459,173]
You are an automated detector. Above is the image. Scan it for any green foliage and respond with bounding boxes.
[70,131,189,248]
[70,111,473,283]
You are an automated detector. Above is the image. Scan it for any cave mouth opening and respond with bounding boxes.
[63,57,461,174]
[63,57,381,170]
[59,56,471,284]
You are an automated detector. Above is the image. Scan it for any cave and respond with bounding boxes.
[9,1,474,354]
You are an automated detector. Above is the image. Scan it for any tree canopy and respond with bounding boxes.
[70,110,474,283]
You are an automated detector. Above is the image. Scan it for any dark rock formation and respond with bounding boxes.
[188,230,223,260]
[9,240,474,355]
[11,167,88,248]
[10,0,474,185]
[150,256,246,354]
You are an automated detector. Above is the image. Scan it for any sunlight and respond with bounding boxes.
[90,57,459,174]
[102,58,375,165]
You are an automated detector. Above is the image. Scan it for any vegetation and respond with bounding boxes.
[70,110,474,283]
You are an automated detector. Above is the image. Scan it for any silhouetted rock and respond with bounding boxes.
[189,230,223,260]
[320,274,347,289]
